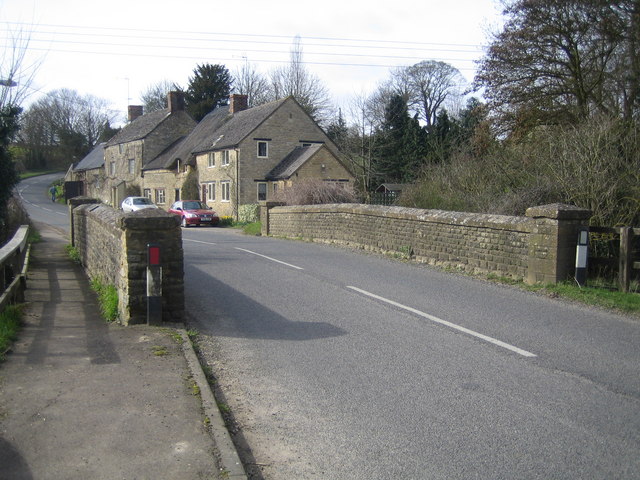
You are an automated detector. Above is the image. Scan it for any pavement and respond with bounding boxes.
[0,223,246,480]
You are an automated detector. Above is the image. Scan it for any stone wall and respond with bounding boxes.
[70,198,184,325]
[261,202,591,284]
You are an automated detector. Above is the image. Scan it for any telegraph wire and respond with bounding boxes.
[2,20,487,50]
[1,44,479,72]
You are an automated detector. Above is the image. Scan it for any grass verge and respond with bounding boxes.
[241,221,261,236]
[0,305,24,361]
[486,274,640,316]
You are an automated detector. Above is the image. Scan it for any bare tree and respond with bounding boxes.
[140,80,177,112]
[232,61,270,107]
[20,89,117,167]
[0,25,39,111]
[391,60,465,128]
[474,0,637,133]
[268,36,333,124]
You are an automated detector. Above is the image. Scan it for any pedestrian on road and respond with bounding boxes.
[49,186,56,202]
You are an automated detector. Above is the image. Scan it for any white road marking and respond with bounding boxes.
[235,247,304,270]
[184,239,217,246]
[346,286,537,358]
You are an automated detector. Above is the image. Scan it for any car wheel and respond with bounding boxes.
[181,216,188,228]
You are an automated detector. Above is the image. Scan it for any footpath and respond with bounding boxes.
[0,223,245,480]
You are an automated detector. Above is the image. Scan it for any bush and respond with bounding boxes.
[274,179,357,205]
[399,116,639,226]
[0,195,30,245]
[238,204,259,223]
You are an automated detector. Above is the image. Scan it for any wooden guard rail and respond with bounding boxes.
[0,225,30,311]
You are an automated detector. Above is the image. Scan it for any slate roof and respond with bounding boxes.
[191,97,288,154]
[265,144,324,180]
[105,108,172,146]
[145,97,290,170]
[73,142,105,171]
[144,105,230,170]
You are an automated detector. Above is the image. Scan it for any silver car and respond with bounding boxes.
[121,196,159,212]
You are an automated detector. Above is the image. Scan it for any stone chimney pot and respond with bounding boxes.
[128,105,143,122]
[229,94,248,114]
[168,91,185,113]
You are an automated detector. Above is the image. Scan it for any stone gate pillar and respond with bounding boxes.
[525,204,591,284]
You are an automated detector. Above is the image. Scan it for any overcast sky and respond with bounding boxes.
[1,0,505,125]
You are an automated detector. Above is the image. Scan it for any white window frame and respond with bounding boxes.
[155,188,166,205]
[257,182,267,201]
[109,161,115,176]
[207,152,215,167]
[257,141,268,158]
[128,158,135,174]
[143,188,151,200]
[222,150,230,166]
[221,181,230,202]
[206,182,215,201]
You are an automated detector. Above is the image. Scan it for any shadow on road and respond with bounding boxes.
[185,266,347,341]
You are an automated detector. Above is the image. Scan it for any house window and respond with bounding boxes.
[109,161,115,176]
[155,188,166,205]
[174,188,180,202]
[222,150,230,166]
[257,182,267,201]
[128,158,135,174]
[273,183,278,195]
[206,182,215,201]
[257,141,268,158]
[207,152,215,167]
[143,188,151,199]
[221,181,230,202]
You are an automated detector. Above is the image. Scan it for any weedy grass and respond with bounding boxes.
[90,277,119,322]
[0,305,24,362]
[65,244,81,263]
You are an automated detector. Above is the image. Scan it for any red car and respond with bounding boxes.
[169,200,220,227]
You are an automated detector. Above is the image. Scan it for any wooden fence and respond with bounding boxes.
[588,226,640,292]
[366,192,400,206]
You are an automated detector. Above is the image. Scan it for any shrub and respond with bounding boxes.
[238,204,259,223]
[273,179,357,205]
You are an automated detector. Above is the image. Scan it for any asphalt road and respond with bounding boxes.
[182,226,640,480]
[17,180,639,479]
[17,172,69,233]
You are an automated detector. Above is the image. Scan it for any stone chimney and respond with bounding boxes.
[229,94,248,114]
[128,105,143,122]
[168,91,185,113]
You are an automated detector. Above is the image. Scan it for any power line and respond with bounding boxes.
[2,21,488,50]
[0,37,480,65]
[0,44,479,72]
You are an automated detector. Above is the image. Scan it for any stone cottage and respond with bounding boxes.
[103,91,196,207]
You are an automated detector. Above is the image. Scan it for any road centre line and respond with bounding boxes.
[235,247,304,270]
[346,286,537,358]
[184,238,218,246]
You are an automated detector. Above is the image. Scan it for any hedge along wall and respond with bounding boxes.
[69,198,184,325]
[261,202,591,284]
